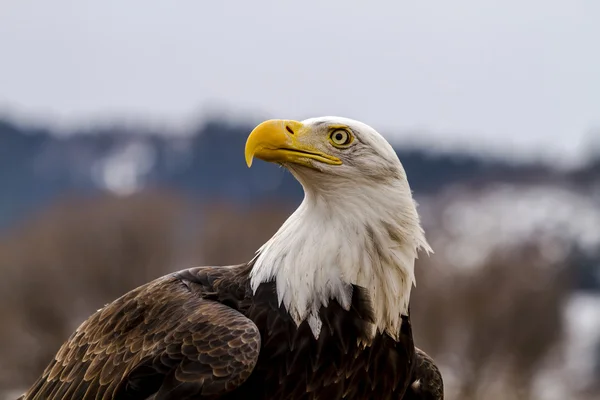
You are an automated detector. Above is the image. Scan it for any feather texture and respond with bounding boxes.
[19,265,424,399]
[403,348,444,400]
[22,266,260,400]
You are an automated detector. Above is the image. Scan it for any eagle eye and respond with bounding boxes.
[329,129,353,147]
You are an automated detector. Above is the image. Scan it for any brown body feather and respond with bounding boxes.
[19,263,440,400]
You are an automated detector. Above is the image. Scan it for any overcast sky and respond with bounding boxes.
[1,1,599,165]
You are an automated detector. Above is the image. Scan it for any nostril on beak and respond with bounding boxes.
[285,125,294,135]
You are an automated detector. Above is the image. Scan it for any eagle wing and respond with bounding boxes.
[21,272,261,400]
[402,347,444,400]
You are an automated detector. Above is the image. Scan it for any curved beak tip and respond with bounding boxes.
[245,154,254,168]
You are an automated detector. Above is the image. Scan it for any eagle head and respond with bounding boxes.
[245,116,431,340]
[245,117,405,187]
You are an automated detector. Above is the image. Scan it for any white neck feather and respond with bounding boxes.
[249,174,431,341]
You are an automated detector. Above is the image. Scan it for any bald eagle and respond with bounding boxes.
[20,117,443,400]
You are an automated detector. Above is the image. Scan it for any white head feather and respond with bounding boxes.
[248,116,432,340]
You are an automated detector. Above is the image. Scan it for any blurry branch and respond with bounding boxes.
[194,201,292,266]
[411,241,571,400]
[0,191,187,386]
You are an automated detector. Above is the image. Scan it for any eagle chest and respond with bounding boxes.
[224,283,415,400]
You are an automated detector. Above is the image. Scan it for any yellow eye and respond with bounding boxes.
[329,129,352,147]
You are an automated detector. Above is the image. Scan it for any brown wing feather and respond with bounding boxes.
[402,347,444,400]
[21,271,261,400]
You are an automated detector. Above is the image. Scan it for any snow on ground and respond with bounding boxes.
[92,139,157,196]
[419,182,600,270]
[532,292,600,399]
[563,293,600,389]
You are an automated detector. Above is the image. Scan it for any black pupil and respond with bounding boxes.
[335,133,344,142]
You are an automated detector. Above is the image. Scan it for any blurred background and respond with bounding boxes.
[1,1,599,399]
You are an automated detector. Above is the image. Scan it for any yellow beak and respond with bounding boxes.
[244,119,342,168]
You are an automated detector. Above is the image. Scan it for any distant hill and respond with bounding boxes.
[0,117,597,230]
